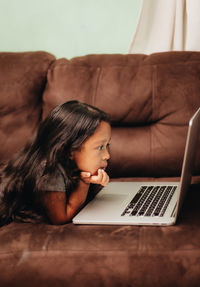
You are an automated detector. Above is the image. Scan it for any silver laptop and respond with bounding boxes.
[73,108,200,226]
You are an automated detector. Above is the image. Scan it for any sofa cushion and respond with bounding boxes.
[0,52,55,161]
[0,180,200,287]
[42,52,200,177]
[42,54,151,123]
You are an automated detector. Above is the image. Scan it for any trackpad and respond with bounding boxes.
[82,193,127,214]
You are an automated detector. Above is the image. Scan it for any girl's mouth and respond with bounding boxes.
[100,166,107,171]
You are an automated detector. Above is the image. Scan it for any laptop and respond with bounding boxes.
[73,108,200,226]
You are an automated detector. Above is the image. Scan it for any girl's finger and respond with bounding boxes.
[80,171,91,184]
[93,169,109,186]
[90,169,104,184]
[101,171,109,186]
[80,171,91,179]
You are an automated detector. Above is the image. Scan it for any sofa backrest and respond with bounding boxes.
[0,51,55,161]
[43,52,200,177]
[1,51,200,177]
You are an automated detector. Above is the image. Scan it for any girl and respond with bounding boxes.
[0,101,111,226]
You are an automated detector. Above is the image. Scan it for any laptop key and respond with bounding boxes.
[121,186,147,216]
[131,186,154,216]
[160,186,177,217]
[153,187,172,216]
[138,186,159,216]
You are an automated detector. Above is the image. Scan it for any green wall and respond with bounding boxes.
[0,0,142,59]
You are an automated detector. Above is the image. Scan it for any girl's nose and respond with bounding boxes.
[104,148,110,160]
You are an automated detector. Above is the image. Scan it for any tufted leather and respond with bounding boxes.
[42,52,200,177]
[1,51,200,287]
[0,51,55,161]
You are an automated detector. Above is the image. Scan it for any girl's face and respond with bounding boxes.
[72,121,111,175]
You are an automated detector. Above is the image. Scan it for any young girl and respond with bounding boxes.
[0,101,111,226]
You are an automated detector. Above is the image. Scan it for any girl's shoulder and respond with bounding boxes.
[38,163,66,192]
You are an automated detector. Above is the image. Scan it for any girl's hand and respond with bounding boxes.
[80,169,109,187]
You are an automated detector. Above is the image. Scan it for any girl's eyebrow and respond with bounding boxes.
[93,137,111,145]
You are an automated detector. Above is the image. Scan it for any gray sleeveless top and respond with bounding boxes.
[39,164,67,192]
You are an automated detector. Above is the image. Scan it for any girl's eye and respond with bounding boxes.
[98,145,104,151]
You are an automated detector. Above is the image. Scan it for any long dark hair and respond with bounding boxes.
[0,100,110,226]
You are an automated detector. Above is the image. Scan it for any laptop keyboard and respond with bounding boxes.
[121,185,177,217]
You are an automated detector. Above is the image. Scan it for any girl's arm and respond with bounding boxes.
[44,180,89,225]
[44,169,109,225]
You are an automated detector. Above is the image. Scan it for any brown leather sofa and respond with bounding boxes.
[0,51,200,287]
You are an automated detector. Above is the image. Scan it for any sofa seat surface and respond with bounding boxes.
[0,180,200,287]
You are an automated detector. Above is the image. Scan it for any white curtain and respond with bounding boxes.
[128,0,200,54]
